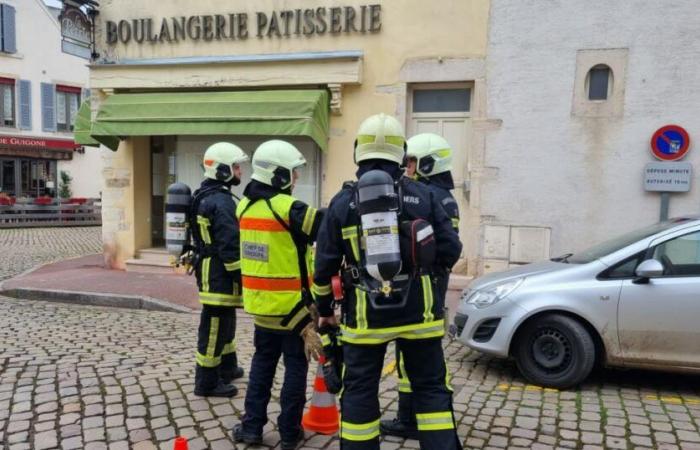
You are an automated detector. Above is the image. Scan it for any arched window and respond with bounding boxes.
[587,64,612,100]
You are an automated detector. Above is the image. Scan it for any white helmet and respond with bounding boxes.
[407,133,453,177]
[354,113,406,165]
[251,140,306,190]
[203,142,248,183]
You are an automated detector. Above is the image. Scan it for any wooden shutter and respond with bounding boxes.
[41,82,56,132]
[18,79,31,130]
[1,4,16,54]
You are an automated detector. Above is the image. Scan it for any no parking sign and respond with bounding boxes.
[650,125,691,161]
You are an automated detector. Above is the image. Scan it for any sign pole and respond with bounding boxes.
[659,192,670,221]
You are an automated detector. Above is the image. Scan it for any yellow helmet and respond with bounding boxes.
[203,142,248,182]
[354,113,406,165]
[251,140,306,189]
[407,133,453,177]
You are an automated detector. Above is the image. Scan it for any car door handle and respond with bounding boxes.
[599,295,610,301]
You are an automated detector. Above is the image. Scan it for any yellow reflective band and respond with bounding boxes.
[355,288,367,330]
[253,307,310,331]
[312,282,332,297]
[436,148,451,158]
[205,317,219,365]
[340,320,445,345]
[341,226,358,238]
[422,275,434,323]
[199,292,242,307]
[202,257,211,293]
[302,207,317,236]
[197,215,212,244]
[451,217,459,229]
[195,352,221,368]
[222,339,236,355]
[340,419,380,441]
[397,351,412,393]
[356,134,405,148]
[224,260,241,272]
[321,334,332,347]
[362,225,399,236]
[415,411,455,431]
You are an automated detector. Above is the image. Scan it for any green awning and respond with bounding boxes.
[74,101,120,151]
[87,89,330,151]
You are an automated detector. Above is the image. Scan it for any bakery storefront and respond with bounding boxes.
[0,135,77,199]
[80,0,490,272]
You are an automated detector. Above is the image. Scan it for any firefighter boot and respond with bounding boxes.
[194,366,238,397]
[220,352,245,384]
[380,392,419,439]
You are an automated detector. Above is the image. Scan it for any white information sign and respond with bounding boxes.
[644,162,692,192]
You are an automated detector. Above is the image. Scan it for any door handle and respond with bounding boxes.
[599,295,610,301]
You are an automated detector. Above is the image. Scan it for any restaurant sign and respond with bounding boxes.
[106,5,382,45]
[0,135,79,150]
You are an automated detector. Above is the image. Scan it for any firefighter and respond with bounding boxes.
[192,142,248,397]
[381,132,460,439]
[313,114,463,450]
[233,140,324,450]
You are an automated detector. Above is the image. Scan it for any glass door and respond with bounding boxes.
[1,159,16,196]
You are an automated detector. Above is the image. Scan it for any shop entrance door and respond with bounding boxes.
[0,159,17,196]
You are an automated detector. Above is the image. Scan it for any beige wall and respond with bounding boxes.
[91,0,490,270]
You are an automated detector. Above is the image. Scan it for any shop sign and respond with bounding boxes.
[60,3,92,59]
[106,5,382,45]
[0,135,79,150]
[644,162,692,192]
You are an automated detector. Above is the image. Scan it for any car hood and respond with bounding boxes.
[469,260,571,290]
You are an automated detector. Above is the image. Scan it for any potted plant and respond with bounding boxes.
[59,170,73,200]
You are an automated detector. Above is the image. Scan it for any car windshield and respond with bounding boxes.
[563,219,696,264]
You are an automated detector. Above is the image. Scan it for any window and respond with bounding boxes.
[599,252,645,279]
[653,231,700,276]
[413,88,471,113]
[56,86,81,132]
[0,77,14,127]
[587,65,612,100]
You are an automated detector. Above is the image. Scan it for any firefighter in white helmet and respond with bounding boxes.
[312,114,463,450]
[192,142,248,397]
[381,132,461,439]
[233,140,324,450]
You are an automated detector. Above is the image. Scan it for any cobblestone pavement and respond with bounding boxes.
[0,227,102,281]
[2,228,700,449]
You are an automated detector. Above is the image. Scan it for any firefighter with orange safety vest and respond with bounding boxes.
[232,140,325,450]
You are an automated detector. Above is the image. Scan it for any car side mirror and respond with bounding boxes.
[633,259,664,284]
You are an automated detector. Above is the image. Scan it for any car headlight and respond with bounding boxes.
[465,278,524,308]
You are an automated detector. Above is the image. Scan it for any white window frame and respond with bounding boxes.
[0,80,15,128]
[408,82,473,121]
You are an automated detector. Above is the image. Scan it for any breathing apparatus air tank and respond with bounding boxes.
[356,170,402,291]
[165,182,192,257]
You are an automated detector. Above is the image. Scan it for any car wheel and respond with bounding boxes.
[514,313,595,389]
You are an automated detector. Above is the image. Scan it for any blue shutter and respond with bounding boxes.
[18,79,31,130]
[1,4,16,54]
[41,82,56,132]
[82,88,91,100]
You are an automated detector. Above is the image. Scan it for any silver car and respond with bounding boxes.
[452,217,700,389]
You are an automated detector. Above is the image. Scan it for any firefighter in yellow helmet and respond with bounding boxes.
[381,132,460,439]
[233,140,324,450]
[192,142,248,397]
[313,114,463,450]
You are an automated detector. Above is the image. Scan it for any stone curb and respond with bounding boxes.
[0,287,195,314]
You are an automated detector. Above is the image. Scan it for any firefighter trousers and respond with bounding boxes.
[241,328,309,441]
[340,338,460,450]
[395,347,416,425]
[195,305,238,390]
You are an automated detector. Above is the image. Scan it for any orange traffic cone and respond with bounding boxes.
[302,355,340,435]
[173,436,188,450]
